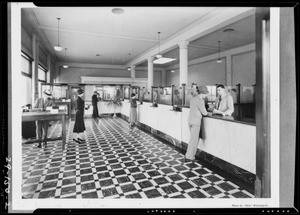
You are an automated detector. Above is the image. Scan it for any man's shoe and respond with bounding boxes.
[73,138,80,144]
[184,158,193,162]
[37,143,42,148]
[184,158,200,163]
[78,138,85,142]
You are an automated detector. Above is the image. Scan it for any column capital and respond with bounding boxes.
[147,56,154,62]
[178,41,189,49]
[131,65,136,69]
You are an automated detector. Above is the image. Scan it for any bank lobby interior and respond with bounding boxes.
[8,5,296,205]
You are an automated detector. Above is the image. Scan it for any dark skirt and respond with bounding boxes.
[73,109,85,133]
[129,107,137,123]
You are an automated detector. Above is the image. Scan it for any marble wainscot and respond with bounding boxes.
[120,101,256,186]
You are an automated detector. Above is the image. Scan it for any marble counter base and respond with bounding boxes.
[183,141,256,185]
[119,114,255,186]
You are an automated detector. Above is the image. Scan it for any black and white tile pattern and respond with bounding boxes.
[22,117,254,199]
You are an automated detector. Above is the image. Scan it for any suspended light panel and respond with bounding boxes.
[153,57,176,64]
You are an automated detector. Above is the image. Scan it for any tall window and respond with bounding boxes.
[38,65,47,98]
[21,52,32,106]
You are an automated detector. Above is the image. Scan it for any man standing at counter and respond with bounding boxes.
[185,85,208,162]
[32,89,53,148]
[213,84,234,116]
[92,91,99,118]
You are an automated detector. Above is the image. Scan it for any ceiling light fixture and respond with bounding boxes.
[223,28,234,49]
[63,48,69,68]
[156,32,162,59]
[54,18,63,52]
[153,57,176,65]
[216,41,222,63]
[127,53,131,71]
[112,8,124,15]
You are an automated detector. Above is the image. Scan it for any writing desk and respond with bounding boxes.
[22,110,67,150]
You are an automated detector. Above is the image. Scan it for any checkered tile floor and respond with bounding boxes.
[22,117,254,199]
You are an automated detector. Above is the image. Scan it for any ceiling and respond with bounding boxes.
[21,7,255,67]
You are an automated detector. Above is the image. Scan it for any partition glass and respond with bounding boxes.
[158,86,172,105]
[115,85,123,100]
[139,88,144,102]
[172,86,183,107]
[124,87,130,99]
[239,85,255,119]
[142,88,151,102]
[184,86,193,107]
[52,85,68,99]
[152,87,159,104]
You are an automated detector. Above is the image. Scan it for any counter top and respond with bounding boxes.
[137,101,255,126]
[53,101,70,104]
[181,105,255,126]
[204,113,255,126]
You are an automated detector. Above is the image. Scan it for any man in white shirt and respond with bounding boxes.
[213,84,234,116]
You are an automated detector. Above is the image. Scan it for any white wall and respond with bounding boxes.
[167,58,227,86]
[58,67,162,85]
[166,44,255,87]
[21,26,32,57]
[59,67,131,83]
[136,70,162,86]
[38,46,47,69]
[232,51,256,86]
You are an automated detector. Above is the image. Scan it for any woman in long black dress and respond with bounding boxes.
[73,88,86,143]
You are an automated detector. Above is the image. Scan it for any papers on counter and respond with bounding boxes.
[50,109,59,113]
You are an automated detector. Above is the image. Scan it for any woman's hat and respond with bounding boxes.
[43,89,52,96]
[131,93,136,97]
[198,86,209,94]
[94,91,98,94]
[77,89,84,95]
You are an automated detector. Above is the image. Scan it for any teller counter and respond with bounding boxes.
[120,101,256,184]
[84,101,122,117]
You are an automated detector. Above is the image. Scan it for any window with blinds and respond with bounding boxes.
[21,52,32,106]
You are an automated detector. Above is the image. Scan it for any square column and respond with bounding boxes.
[147,56,154,92]
[131,65,136,78]
[161,68,166,86]
[178,41,189,86]
[32,33,39,104]
[47,54,51,83]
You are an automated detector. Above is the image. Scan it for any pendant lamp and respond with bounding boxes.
[216,41,222,63]
[63,48,69,68]
[54,18,63,52]
[156,32,162,59]
[127,53,131,71]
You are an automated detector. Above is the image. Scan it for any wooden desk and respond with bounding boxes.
[22,110,67,150]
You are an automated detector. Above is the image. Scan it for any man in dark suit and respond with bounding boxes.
[92,91,99,118]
